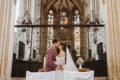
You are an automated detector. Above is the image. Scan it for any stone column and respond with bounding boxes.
[0,0,15,80]
[80,5,87,60]
[39,0,48,61]
[105,0,120,80]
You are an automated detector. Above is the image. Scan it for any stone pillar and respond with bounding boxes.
[0,0,15,80]
[80,27,88,60]
[80,12,87,60]
[39,0,47,61]
[105,0,120,80]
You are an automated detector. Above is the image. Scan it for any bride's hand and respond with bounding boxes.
[57,65,63,71]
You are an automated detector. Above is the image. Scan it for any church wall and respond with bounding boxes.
[83,0,106,60]
[13,0,42,61]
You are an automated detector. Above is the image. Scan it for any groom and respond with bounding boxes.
[45,39,63,72]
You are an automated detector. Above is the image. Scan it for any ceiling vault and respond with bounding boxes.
[44,0,84,15]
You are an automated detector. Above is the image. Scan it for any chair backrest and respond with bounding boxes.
[26,71,56,80]
[64,71,94,80]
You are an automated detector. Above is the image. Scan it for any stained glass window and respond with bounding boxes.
[74,10,81,56]
[74,10,81,25]
[60,12,68,25]
[47,10,54,49]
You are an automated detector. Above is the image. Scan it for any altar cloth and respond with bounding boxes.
[64,71,94,80]
[26,71,94,80]
[26,71,56,80]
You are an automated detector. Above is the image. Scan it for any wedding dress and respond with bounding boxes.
[55,47,78,80]
[55,56,65,80]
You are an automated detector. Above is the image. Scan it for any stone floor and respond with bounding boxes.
[12,77,107,80]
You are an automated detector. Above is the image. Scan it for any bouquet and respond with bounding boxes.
[76,57,84,68]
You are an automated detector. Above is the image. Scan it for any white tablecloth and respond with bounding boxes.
[64,71,94,80]
[26,71,94,80]
[26,71,56,80]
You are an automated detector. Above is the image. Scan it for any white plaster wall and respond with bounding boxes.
[13,0,41,61]
[85,0,106,60]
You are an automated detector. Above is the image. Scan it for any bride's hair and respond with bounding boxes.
[60,43,66,52]
[60,43,66,64]
[57,43,66,54]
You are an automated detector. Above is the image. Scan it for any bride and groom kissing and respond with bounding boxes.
[44,39,88,80]
[45,39,78,76]
[45,39,66,72]
[44,39,79,80]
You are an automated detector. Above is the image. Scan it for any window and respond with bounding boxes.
[60,12,68,25]
[47,10,54,48]
[74,10,81,56]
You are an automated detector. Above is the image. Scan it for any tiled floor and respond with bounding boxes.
[12,77,107,80]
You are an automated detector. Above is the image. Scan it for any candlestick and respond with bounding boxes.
[43,57,46,68]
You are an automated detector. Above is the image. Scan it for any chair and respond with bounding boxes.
[64,71,94,80]
[26,71,56,80]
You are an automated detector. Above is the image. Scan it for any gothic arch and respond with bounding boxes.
[44,0,84,16]
[71,7,81,17]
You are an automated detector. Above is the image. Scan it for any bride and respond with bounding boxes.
[55,43,78,80]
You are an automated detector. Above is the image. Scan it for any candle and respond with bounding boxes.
[43,57,46,68]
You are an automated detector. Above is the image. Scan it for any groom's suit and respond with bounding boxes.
[45,47,57,72]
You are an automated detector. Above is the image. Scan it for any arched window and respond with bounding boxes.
[47,10,54,48]
[74,10,81,56]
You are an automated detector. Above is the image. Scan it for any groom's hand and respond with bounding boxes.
[57,65,63,71]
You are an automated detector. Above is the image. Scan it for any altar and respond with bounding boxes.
[26,70,94,80]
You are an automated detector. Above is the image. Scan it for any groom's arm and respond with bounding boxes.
[46,50,57,69]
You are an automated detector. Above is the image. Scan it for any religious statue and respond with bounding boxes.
[22,11,32,25]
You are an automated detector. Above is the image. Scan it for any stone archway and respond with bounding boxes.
[0,0,120,80]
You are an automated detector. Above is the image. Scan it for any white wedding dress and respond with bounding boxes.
[55,56,65,80]
[55,47,78,80]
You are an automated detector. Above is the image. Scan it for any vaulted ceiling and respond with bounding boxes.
[44,0,85,14]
